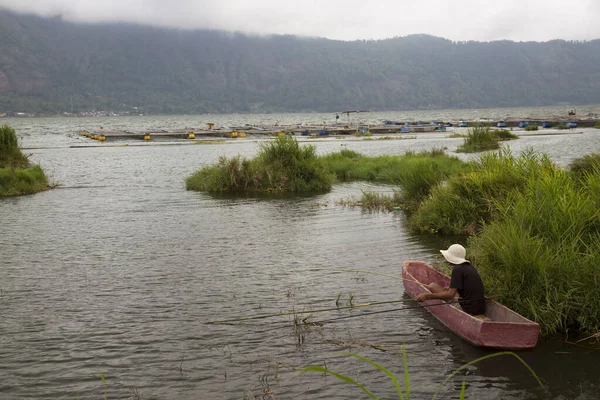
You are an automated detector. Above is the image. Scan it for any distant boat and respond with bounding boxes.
[402,260,540,349]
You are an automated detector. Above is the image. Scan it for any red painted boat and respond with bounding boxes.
[402,260,539,349]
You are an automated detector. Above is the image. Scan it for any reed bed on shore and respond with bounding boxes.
[409,148,554,235]
[469,164,600,335]
[568,153,600,181]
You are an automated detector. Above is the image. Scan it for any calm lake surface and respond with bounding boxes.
[2,107,600,399]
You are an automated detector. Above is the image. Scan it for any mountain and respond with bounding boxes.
[1,10,600,114]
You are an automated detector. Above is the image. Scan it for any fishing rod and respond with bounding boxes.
[205,298,418,324]
[205,297,478,325]
[288,268,421,285]
[313,301,462,325]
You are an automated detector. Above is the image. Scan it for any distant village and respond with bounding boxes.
[0,110,138,118]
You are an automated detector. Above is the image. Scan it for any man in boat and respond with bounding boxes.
[415,244,486,316]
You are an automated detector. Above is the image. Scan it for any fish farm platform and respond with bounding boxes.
[78,117,599,142]
[78,124,443,142]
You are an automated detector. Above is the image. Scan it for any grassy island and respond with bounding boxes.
[0,125,49,197]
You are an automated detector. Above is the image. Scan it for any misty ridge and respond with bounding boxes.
[1,9,600,115]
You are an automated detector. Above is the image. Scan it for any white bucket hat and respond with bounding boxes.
[440,244,469,264]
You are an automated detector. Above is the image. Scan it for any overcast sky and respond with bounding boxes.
[2,0,599,42]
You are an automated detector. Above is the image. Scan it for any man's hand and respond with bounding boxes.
[416,292,431,302]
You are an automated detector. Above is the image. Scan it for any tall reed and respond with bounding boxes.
[186,135,334,192]
[568,153,600,182]
[409,147,554,234]
[0,125,28,168]
[322,148,468,209]
[469,166,600,335]
[456,126,500,153]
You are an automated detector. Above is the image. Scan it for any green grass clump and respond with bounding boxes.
[469,166,600,335]
[322,148,468,209]
[556,124,569,130]
[339,190,404,211]
[409,148,554,235]
[568,153,600,181]
[524,124,539,131]
[0,125,29,168]
[594,121,600,129]
[456,126,500,153]
[0,165,49,196]
[492,129,518,140]
[185,135,334,193]
[0,125,49,197]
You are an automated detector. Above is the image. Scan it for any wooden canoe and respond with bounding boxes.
[402,260,539,349]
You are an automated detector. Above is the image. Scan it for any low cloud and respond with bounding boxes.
[1,0,599,42]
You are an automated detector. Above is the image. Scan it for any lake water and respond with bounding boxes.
[1,108,600,399]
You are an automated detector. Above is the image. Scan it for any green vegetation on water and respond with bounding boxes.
[456,126,519,153]
[187,136,600,336]
[321,148,468,210]
[0,125,49,197]
[409,148,553,235]
[470,158,600,335]
[524,124,539,131]
[185,135,334,193]
[556,124,570,129]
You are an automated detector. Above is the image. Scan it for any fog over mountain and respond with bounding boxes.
[1,10,599,114]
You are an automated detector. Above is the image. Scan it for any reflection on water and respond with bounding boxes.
[0,111,599,399]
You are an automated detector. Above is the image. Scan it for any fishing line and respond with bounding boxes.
[205,298,417,324]
[313,301,462,325]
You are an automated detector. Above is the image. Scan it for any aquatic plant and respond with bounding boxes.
[0,125,49,197]
[492,129,518,140]
[409,148,553,235]
[568,153,600,181]
[0,165,49,196]
[456,126,500,153]
[556,124,569,129]
[186,135,334,193]
[338,190,404,211]
[322,148,467,209]
[0,125,29,168]
[524,124,539,131]
[299,349,543,400]
[469,165,600,335]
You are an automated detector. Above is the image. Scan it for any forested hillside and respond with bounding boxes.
[1,10,599,114]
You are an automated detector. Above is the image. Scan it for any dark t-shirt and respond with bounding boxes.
[449,262,486,315]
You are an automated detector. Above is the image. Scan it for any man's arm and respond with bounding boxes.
[416,288,458,302]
